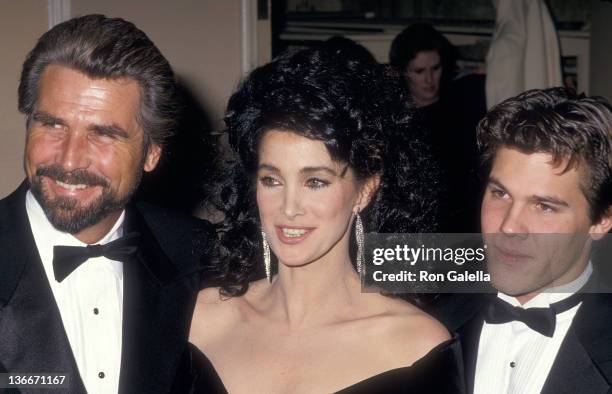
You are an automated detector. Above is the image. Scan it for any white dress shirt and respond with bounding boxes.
[473,263,591,394]
[26,191,124,394]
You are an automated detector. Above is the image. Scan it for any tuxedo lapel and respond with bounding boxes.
[0,182,86,393]
[458,312,485,394]
[118,206,200,393]
[0,182,31,305]
[541,328,609,394]
[542,293,612,394]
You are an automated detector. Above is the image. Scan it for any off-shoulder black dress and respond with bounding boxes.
[185,336,465,393]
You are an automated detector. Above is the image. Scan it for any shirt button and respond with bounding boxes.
[93,308,99,315]
[98,371,105,379]
[510,361,516,368]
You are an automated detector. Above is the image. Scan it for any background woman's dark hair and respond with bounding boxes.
[18,14,179,151]
[389,23,457,94]
[204,43,441,297]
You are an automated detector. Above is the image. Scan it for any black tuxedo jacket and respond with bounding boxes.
[0,182,212,393]
[428,291,612,394]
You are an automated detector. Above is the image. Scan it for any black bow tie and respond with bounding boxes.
[483,292,583,337]
[52,232,140,282]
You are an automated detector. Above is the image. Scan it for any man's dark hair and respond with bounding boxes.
[477,88,612,223]
[18,14,178,149]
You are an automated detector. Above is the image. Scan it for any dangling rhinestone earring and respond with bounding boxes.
[355,211,365,274]
[262,229,272,282]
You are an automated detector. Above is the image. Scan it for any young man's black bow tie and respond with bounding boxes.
[52,232,141,282]
[483,292,583,337]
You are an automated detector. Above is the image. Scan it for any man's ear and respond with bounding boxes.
[355,175,381,211]
[590,206,612,240]
[144,144,162,172]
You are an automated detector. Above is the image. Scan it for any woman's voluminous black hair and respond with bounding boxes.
[204,43,442,297]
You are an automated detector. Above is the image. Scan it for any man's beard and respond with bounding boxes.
[30,164,143,234]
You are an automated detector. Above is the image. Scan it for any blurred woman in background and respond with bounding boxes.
[389,23,457,108]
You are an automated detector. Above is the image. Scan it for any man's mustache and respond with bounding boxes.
[35,165,109,188]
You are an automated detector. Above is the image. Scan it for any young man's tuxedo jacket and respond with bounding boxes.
[429,287,612,394]
[0,181,213,393]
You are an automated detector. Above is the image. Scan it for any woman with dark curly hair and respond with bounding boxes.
[188,44,464,393]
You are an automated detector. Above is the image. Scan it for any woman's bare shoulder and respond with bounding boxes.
[190,287,239,347]
[368,296,450,366]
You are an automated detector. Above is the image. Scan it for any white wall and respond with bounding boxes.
[71,0,245,128]
[0,1,48,198]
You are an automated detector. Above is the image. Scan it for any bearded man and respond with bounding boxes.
[0,14,210,393]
